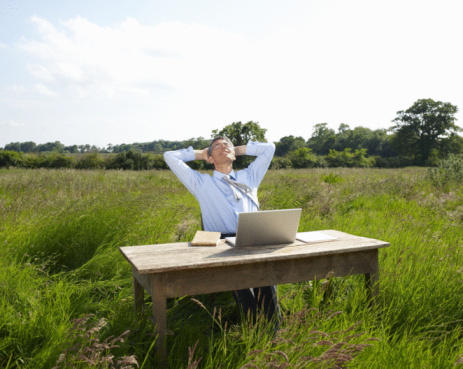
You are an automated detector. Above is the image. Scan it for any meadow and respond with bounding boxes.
[1,166,463,368]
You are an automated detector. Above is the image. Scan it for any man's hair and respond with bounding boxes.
[207,135,234,157]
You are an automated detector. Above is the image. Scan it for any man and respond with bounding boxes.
[163,135,280,328]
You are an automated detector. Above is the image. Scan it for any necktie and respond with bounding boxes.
[222,175,259,208]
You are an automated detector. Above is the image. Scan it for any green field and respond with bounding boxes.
[1,167,463,368]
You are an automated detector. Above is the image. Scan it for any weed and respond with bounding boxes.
[52,315,138,369]
[428,154,463,189]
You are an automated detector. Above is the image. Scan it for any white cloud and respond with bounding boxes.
[6,85,28,93]
[5,83,56,97]
[0,120,24,127]
[34,84,57,97]
[17,16,254,101]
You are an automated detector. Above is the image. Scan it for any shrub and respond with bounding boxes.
[152,154,169,170]
[428,153,463,188]
[288,148,320,168]
[77,153,104,169]
[38,152,77,168]
[325,148,370,168]
[269,156,292,169]
[322,173,344,184]
[187,160,209,170]
[106,150,163,170]
[0,150,24,167]
[106,151,136,170]
[0,151,77,169]
[372,156,415,168]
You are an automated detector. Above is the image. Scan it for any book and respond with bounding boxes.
[296,231,337,243]
[191,231,221,246]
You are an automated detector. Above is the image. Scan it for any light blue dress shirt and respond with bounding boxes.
[163,141,275,234]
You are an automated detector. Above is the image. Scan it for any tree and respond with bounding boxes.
[183,137,210,150]
[338,123,350,135]
[64,145,79,153]
[3,141,37,153]
[307,123,336,155]
[4,142,21,152]
[438,133,463,157]
[212,121,267,146]
[37,141,65,153]
[210,121,267,169]
[390,99,460,164]
[275,135,306,157]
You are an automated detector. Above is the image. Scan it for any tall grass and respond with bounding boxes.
[1,167,463,368]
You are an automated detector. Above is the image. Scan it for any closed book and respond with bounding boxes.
[191,231,221,246]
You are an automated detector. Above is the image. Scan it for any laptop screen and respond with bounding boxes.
[228,208,302,247]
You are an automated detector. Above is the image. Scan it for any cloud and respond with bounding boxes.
[17,16,254,101]
[7,15,270,144]
[0,120,24,127]
[6,85,28,93]
[33,83,57,97]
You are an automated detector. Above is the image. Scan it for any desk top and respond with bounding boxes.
[120,230,389,274]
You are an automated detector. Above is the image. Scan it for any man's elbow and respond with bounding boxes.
[163,151,173,168]
[267,142,276,155]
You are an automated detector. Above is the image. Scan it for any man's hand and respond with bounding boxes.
[194,148,209,161]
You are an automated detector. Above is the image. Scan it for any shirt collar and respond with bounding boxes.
[213,169,236,181]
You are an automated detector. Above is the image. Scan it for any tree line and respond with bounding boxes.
[1,99,462,170]
[1,138,211,155]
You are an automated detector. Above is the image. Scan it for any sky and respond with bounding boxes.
[1,0,462,148]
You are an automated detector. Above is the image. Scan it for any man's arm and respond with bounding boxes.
[194,148,208,161]
[234,146,247,157]
[164,147,202,194]
[241,141,275,187]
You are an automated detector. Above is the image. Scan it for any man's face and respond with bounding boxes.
[208,139,236,165]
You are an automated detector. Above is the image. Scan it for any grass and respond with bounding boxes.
[1,167,463,368]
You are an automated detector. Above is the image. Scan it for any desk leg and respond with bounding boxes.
[365,249,379,305]
[151,275,167,366]
[133,274,145,314]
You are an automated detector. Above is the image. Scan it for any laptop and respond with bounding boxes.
[226,208,302,247]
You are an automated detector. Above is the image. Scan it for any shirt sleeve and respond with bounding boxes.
[242,141,275,188]
[163,147,201,195]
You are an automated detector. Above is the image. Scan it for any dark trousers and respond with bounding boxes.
[232,286,280,327]
[221,234,281,329]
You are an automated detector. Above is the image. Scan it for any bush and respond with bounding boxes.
[325,148,370,168]
[322,173,344,184]
[288,148,320,168]
[372,156,415,168]
[106,149,169,170]
[152,154,169,170]
[77,153,104,169]
[269,156,292,169]
[428,153,463,188]
[106,150,136,170]
[0,150,24,167]
[38,152,77,168]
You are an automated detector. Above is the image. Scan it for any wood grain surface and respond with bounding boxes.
[120,230,389,274]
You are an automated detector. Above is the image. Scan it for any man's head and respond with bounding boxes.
[207,135,236,167]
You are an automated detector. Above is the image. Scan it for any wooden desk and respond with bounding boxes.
[119,230,389,361]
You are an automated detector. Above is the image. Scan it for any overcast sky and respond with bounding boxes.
[1,0,462,148]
